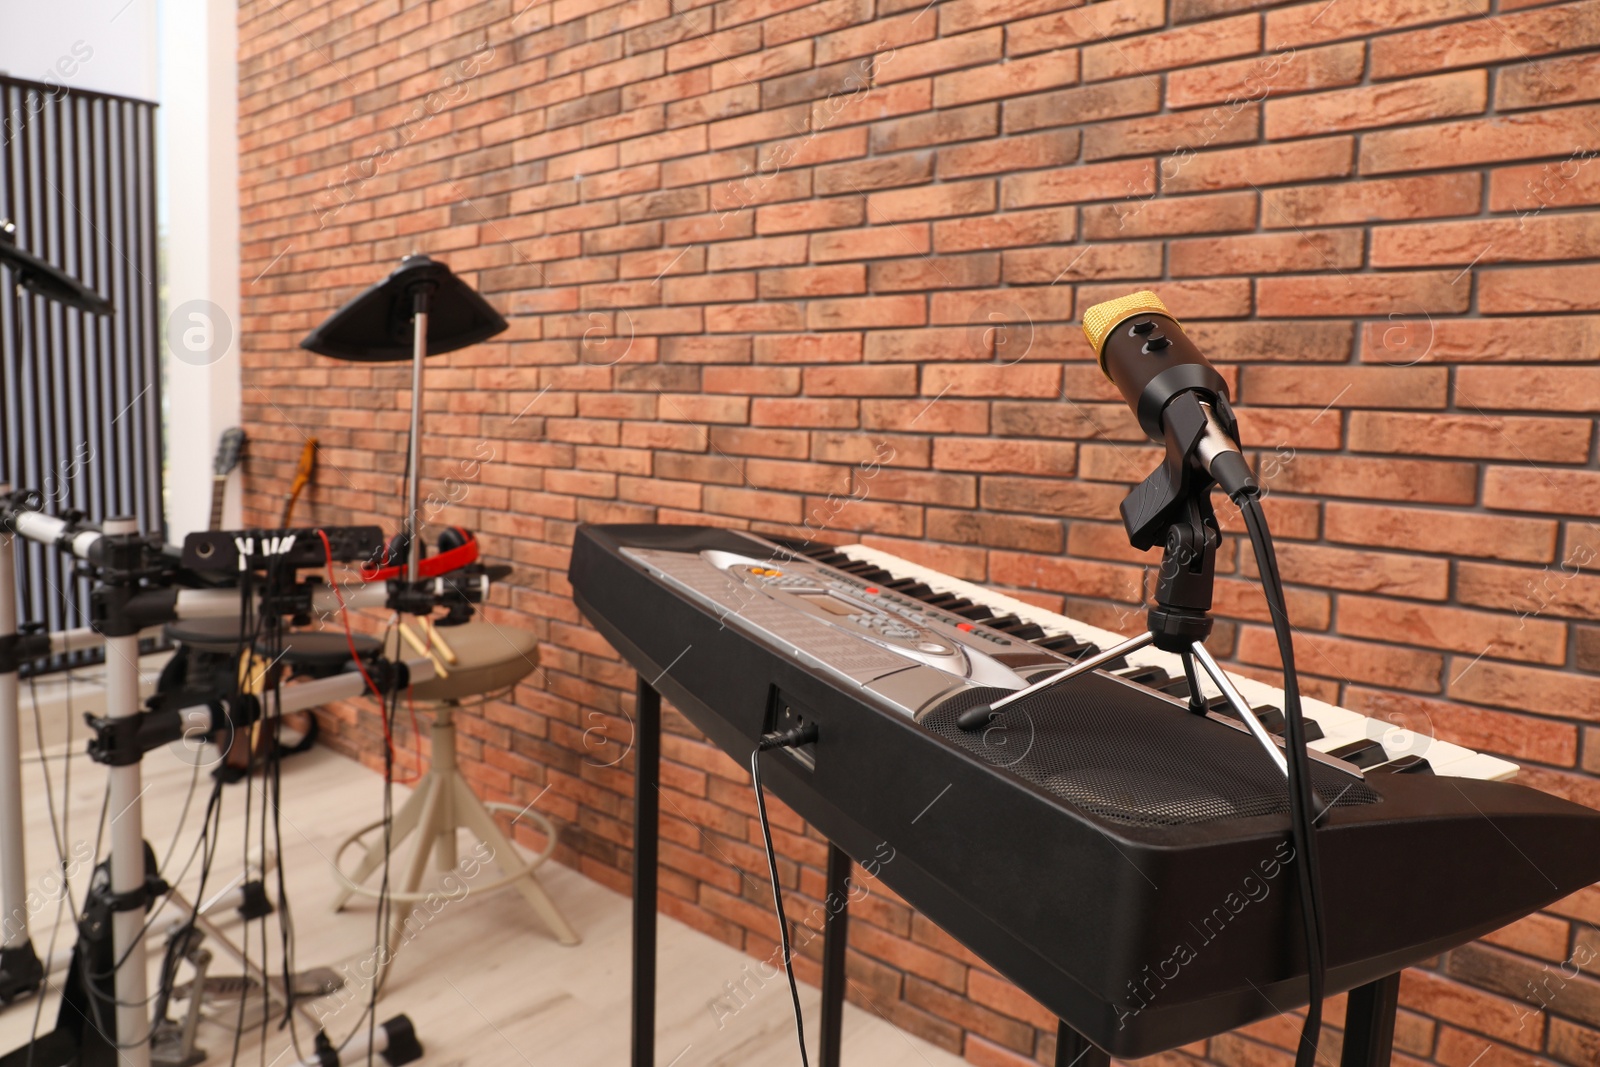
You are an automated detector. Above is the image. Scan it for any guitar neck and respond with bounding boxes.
[209,474,227,531]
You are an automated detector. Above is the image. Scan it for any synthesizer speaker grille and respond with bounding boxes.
[921,678,1381,828]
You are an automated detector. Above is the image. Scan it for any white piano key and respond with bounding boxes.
[828,544,1517,782]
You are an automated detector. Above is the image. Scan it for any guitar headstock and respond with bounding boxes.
[213,428,246,476]
[294,437,318,481]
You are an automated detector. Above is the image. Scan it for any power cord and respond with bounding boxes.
[1236,490,1328,1067]
[750,723,820,1067]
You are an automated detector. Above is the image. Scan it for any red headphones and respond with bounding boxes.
[361,526,480,582]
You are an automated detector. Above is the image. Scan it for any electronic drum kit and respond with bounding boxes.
[0,233,577,1067]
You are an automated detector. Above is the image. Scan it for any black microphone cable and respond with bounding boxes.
[1237,489,1328,1067]
[750,723,820,1067]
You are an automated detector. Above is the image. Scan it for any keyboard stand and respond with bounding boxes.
[630,675,1114,1067]
[1340,972,1401,1067]
[631,675,854,1067]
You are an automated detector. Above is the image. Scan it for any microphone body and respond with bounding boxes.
[1081,293,1257,512]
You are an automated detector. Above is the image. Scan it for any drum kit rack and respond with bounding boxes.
[0,230,571,1066]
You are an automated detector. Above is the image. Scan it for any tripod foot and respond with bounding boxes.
[0,943,42,1003]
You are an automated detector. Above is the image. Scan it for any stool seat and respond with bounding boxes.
[384,620,539,703]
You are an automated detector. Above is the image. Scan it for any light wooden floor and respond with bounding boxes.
[0,730,966,1067]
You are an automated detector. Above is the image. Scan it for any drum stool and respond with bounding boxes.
[331,621,578,977]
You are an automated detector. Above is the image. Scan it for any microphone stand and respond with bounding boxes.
[957,394,1289,777]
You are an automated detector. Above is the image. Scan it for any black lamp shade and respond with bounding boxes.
[0,224,113,315]
[299,254,507,362]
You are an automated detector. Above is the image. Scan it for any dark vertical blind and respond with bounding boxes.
[1,75,162,641]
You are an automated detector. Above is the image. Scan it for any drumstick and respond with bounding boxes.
[422,617,458,665]
[398,620,449,679]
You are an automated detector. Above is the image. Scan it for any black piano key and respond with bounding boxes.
[1328,739,1390,769]
[1373,754,1434,775]
[953,604,995,621]
[891,581,935,599]
[1038,637,1099,658]
[1160,677,1193,700]
[1007,622,1047,640]
[1300,718,1325,743]
[1205,698,1297,738]
[1119,666,1170,687]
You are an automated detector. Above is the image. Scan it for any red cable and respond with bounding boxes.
[317,528,418,784]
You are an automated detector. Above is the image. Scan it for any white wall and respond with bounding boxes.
[157,0,242,540]
[0,1,158,101]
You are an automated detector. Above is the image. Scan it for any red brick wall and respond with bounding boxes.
[236,0,1600,1063]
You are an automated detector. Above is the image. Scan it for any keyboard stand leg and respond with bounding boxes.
[1055,1021,1110,1067]
[632,676,662,1067]
[1340,972,1400,1067]
[819,842,851,1067]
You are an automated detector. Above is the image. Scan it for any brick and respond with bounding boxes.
[870,252,1000,291]
[871,103,998,154]
[1372,214,1600,267]
[1260,452,1477,504]
[1371,1,1600,80]
[1264,174,1483,227]
[1453,660,1600,724]
[1481,264,1600,313]
[1497,52,1600,111]
[1083,102,1261,161]
[1349,412,1593,464]
[1457,559,1600,621]
[933,50,1081,108]
[1489,157,1600,213]
[990,550,1145,602]
[1270,71,1489,141]
[1163,138,1354,193]
[805,154,928,199]
[1361,104,1600,175]
[1171,229,1364,276]
[1186,321,1355,363]
[813,222,932,262]
[1247,542,1451,599]
[1003,241,1163,283]
[939,129,1081,179]
[1001,159,1156,208]
[1007,0,1168,56]
[1242,366,1449,409]
[758,264,867,299]
[1003,77,1161,134]
[923,363,1061,397]
[1360,316,1600,364]
[1267,0,1489,48]
[1239,627,1444,691]
[1167,42,1366,109]
[879,28,1006,84]
[933,207,1076,252]
[932,438,1077,476]
[1257,272,1472,316]
[807,294,927,330]
[1082,189,1257,238]
[1458,367,1600,413]
[867,180,997,222]
[1084,15,1260,82]
[1339,595,1567,664]
[1485,467,1600,517]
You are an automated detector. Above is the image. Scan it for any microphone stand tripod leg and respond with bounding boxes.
[956,631,1156,731]
[1188,641,1287,778]
[1177,650,1208,716]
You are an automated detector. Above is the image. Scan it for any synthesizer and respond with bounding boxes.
[814,542,1518,783]
[570,524,1600,1058]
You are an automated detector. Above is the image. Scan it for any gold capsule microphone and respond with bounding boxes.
[1080,291,1257,502]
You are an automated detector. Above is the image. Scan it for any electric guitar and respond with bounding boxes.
[209,428,246,531]
[281,438,317,527]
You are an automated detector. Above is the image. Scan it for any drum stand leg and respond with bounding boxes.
[334,704,579,990]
